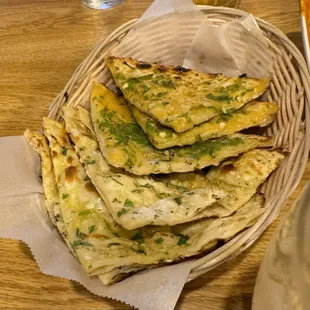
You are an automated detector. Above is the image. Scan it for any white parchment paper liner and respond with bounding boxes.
[0,136,194,310]
[112,1,272,77]
[0,1,273,309]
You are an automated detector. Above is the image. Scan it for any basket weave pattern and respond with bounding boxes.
[48,6,310,282]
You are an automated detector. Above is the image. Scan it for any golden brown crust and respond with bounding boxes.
[106,56,271,132]
[105,240,219,285]
[64,166,78,182]
[85,181,97,193]
[107,56,196,77]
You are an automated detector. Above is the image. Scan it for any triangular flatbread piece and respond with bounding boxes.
[63,105,283,229]
[106,56,270,132]
[36,117,265,285]
[90,84,274,175]
[131,101,278,149]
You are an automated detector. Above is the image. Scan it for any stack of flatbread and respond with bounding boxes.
[25,57,284,285]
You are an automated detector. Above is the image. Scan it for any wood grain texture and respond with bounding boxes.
[0,0,307,309]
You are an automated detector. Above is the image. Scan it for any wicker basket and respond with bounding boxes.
[48,6,310,282]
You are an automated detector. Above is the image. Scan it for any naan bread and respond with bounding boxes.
[23,57,281,286]
[40,117,265,285]
[97,193,265,284]
[24,130,58,225]
[131,101,278,149]
[106,56,270,132]
[63,105,283,229]
[27,122,153,283]
[90,84,274,175]
[160,149,284,216]
[63,106,227,229]
[24,130,76,255]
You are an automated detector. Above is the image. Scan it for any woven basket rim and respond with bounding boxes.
[188,5,310,281]
[48,5,310,283]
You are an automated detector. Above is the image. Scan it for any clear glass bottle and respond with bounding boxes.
[252,182,310,310]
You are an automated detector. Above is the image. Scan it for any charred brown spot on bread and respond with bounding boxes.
[67,156,73,165]
[85,181,97,193]
[60,132,70,146]
[107,56,116,62]
[136,62,152,69]
[65,166,78,182]
[90,233,109,239]
[36,139,43,148]
[157,66,168,73]
[174,66,190,73]
[253,166,263,176]
[222,164,235,173]
[52,151,58,158]
[123,61,135,69]
[109,272,135,285]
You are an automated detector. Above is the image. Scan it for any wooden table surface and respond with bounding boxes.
[0,0,308,309]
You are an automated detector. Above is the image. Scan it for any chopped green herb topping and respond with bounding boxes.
[180,112,192,123]
[219,83,240,93]
[124,199,133,207]
[135,249,146,254]
[132,188,144,193]
[99,107,150,147]
[176,234,189,246]
[88,225,95,233]
[216,114,233,123]
[215,106,246,122]
[143,84,150,94]
[174,197,182,205]
[83,176,90,181]
[156,79,175,89]
[62,193,69,200]
[117,208,127,217]
[78,210,93,216]
[131,232,144,244]
[141,183,155,189]
[177,137,244,159]
[155,238,164,244]
[115,73,126,80]
[146,120,156,132]
[72,240,93,248]
[79,146,86,152]
[207,93,232,102]
[108,243,121,247]
[130,74,153,81]
[113,198,121,203]
[223,108,235,115]
[61,147,68,156]
[76,228,86,239]
[122,75,153,92]
[124,148,137,168]
[157,92,167,97]
[157,192,170,199]
[111,178,124,186]
[92,95,105,101]
[85,159,96,165]
[137,74,153,80]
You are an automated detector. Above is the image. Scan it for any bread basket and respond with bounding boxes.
[47,6,310,282]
